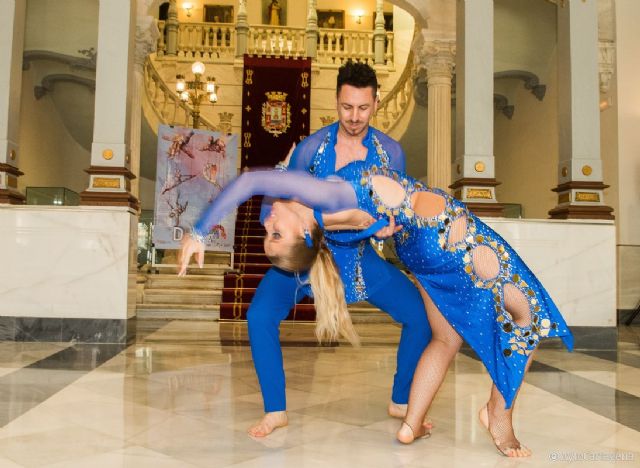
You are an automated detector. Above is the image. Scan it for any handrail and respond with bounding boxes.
[143,55,217,131]
[373,51,414,132]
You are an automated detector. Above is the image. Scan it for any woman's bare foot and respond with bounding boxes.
[247,411,288,437]
[478,404,531,457]
[396,420,431,444]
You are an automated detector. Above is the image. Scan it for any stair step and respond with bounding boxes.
[136,306,220,321]
[159,251,232,264]
[235,220,263,228]
[220,303,316,321]
[230,244,266,254]
[221,288,313,304]
[239,263,271,274]
[151,264,232,275]
[143,288,222,305]
[233,228,266,237]
[146,274,224,289]
[223,273,266,289]
[233,252,269,264]
[233,236,266,246]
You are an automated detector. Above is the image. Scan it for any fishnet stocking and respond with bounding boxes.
[471,245,500,279]
[503,283,531,327]
[480,352,535,456]
[402,283,462,439]
[447,216,467,244]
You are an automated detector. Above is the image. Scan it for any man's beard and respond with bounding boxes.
[340,120,368,137]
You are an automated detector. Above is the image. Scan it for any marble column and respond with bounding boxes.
[422,40,455,192]
[373,0,386,66]
[0,0,26,204]
[549,0,614,219]
[615,0,640,311]
[80,0,139,210]
[451,0,503,216]
[236,0,249,58]
[165,0,178,56]
[130,1,159,199]
[305,0,318,60]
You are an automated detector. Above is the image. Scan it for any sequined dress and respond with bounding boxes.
[348,163,574,406]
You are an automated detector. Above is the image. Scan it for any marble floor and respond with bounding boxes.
[0,321,639,467]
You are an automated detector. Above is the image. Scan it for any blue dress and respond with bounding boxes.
[348,163,574,407]
[193,161,573,408]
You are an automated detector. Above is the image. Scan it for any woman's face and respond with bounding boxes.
[263,201,305,257]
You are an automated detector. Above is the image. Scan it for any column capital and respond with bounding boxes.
[414,37,456,80]
[135,16,159,67]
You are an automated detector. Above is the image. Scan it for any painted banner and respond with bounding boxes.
[241,55,311,167]
[153,125,237,252]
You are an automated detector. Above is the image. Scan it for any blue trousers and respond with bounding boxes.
[247,257,432,412]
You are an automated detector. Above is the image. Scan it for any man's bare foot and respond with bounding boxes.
[388,401,407,419]
[247,411,288,438]
[396,420,431,444]
[388,401,434,431]
[478,404,531,457]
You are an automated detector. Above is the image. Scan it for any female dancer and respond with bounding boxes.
[179,163,573,457]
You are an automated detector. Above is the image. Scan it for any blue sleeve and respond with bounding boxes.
[193,169,358,237]
[374,129,405,172]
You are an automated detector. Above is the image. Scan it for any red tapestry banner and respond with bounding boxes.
[241,56,311,167]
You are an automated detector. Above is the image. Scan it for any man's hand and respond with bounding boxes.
[177,235,205,276]
[374,216,402,239]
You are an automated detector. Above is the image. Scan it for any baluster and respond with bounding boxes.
[157,21,166,56]
[317,30,324,61]
[194,25,204,58]
[385,33,394,67]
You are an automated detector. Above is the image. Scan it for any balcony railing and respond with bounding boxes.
[157,20,394,66]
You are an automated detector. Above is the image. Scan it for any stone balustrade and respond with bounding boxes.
[373,53,414,131]
[246,26,307,57]
[156,20,393,66]
[144,58,216,131]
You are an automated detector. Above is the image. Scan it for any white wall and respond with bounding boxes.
[25,0,99,56]
[18,67,90,195]
[486,218,616,327]
[0,206,137,319]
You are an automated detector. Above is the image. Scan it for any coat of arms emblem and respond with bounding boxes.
[261,91,291,137]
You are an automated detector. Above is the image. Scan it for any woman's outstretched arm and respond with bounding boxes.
[192,169,358,238]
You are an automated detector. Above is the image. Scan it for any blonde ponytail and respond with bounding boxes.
[309,243,361,347]
[267,225,361,347]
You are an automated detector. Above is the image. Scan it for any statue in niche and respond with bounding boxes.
[268,0,281,25]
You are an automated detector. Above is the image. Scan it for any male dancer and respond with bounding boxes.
[247,61,431,437]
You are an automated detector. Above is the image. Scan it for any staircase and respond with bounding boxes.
[136,253,231,321]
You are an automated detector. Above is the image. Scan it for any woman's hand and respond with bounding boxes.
[177,235,205,276]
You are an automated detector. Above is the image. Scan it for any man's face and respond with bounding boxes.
[336,84,377,138]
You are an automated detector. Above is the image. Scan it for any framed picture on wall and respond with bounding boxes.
[262,0,287,26]
[204,5,234,23]
[317,10,344,29]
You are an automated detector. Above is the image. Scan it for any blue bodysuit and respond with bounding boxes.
[193,162,573,407]
[195,123,432,412]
